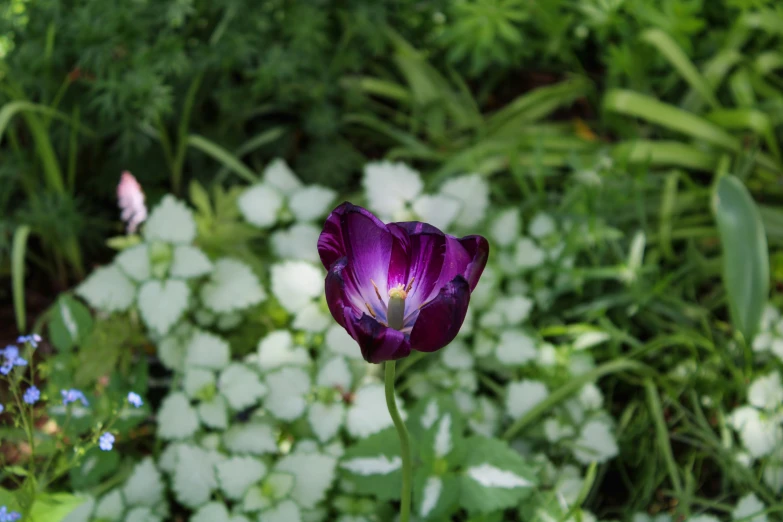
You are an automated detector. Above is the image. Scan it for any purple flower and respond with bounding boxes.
[0,506,22,521]
[318,203,489,363]
[61,389,89,407]
[17,334,42,348]
[99,432,115,451]
[23,386,40,405]
[127,392,143,408]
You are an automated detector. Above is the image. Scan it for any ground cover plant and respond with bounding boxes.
[1,1,783,521]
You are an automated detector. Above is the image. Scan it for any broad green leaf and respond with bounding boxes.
[76,264,136,313]
[414,473,460,520]
[713,175,770,342]
[48,295,93,353]
[186,330,230,370]
[223,423,278,455]
[339,428,404,501]
[144,195,197,244]
[201,258,266,313]
[69,446,119,490]
[60,496,94,522]
[116,244,151,282]
[137,279,190,335]
[28,493,88,522]
[122,457,164,508]
[458,437,537,514]
[172,445,219,508]
[170,245,213,279]
[157,392,200,440]
[275,449,337,509]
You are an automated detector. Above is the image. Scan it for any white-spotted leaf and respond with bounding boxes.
[201,258,265,313]
[157,392,199,440]
[137,279,189,335]
[76,264,136,312]
[144,195,196,244]
[170,245,212,278]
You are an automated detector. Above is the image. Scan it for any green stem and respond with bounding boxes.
[384,361,412,522]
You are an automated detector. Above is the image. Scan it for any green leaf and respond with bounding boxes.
[339,427,404,501]
[713,175,770,343]
[69,446,119,490]
[48,295,93,353]
[458,437,537,515]
[94,489,124,520]
[27,492,88,522]
[414,472,460,520]
[187,134,259,183]
[198,396,229,429]
[218,363,267,410]
[170,245,213,279]
[191,503,231,522]
[274,449,337,509]
[611,140,716,171]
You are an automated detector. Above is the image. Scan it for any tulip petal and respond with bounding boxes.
[409,276,470,353]
[457,235,490,290]
[343,309,412,363]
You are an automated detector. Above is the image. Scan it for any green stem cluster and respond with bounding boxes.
[384,360,412,522]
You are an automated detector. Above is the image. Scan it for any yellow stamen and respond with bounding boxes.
[365,302,376,318]
[388,283,408,300]
[405,277,415,293]
[370,279,383,301]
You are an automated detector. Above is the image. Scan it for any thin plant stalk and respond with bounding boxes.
[384,360,412,522]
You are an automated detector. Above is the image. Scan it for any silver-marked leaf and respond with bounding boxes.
[157,392,199,440]
[219,363,267,410]
[191,502,231,522]
[270,261,323,313]
[144,195,196,244]
[116,244,150,282]
[275,450,337,509]
[172,445,218,509]
[122,457,164,508]
[201,258,265,313]
[289,185,336,222]
[238,183,284,228]
[76,264,136,312]
[339,428,402,501]
[215,456,267,500]
[94,489,124,520]
[198,396,229,429]
[347,383,403,438]
[137,279,189,335]
[224,423,278,455]
[170,245,212,279]
[261,500,302,522]
[308,402,345,443]
[186,330,230,370]
[257,330,310,371]
[265,367,311,421]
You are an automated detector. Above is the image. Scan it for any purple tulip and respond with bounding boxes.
[318,202,489,363]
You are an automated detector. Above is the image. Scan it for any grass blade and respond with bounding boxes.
[603,89,739,151]
[713,174,769,343]
[642,29,720,110]
[186,134,258,183]
[611,141,717,171]
[12,225,31,333]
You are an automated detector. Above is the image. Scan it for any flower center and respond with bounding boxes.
[366,277,415,331]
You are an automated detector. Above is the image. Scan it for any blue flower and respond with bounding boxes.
[61,389,89,407]
[99,432,115,451]
[0,404,4,414]
[0,346,27,375]
[17,334,41,348]
[127,392,143,408]
[0,505,22,521]
[23,386,40,405]
[2,345,18,360]
[0,362,11,375]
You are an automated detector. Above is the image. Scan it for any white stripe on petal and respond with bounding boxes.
[341,455,402,475]
[466,463,532,488]
[420,476,442,517]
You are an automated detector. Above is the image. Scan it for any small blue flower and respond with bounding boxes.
[0,362,11,375]
[61,389,89,407]
[127,392,143,408]
[0,505,22,521]
[0,404,4,414]
[17,334,41,348]
[23,386,40,405]
[99,432,115,451]
[2,345,18,360]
